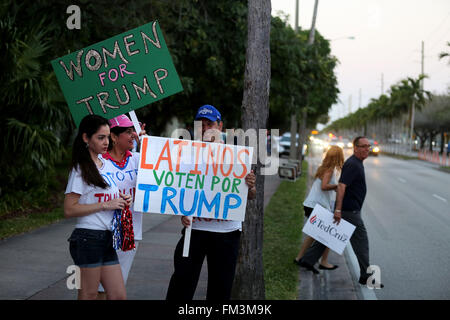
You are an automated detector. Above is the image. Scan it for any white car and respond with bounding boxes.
[279,132,307,159]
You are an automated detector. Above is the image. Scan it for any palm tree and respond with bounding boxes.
[0,13,70,200]
[390,75,431,152]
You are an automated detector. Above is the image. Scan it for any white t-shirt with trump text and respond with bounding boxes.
[65,156,120,231]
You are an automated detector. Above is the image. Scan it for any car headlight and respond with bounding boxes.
[373,146,380,153]
[347,142,353,148]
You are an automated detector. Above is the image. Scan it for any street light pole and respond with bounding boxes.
[410,40,424,153]
[289,0,300,160]
[296,0,319,160]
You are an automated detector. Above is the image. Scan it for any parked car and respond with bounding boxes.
[279,132,307,159]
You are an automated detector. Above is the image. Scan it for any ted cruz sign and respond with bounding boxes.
[302,204,356,255]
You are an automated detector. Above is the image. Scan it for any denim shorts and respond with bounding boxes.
[68,228,119,268]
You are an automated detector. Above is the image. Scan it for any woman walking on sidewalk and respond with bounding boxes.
[294,145,344,273]
[64,115,131,300]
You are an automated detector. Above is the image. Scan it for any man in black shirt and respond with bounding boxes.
[299,136,383,288]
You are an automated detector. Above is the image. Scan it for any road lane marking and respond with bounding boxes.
[397,178,406,183]
[432,194,448,203]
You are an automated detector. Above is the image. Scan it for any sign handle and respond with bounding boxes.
[129,110,142,138]
[182,217,193,257]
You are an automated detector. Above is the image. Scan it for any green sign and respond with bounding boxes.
[51,21,183,126]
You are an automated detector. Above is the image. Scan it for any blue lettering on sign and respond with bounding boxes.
[161,187,178,214]
[223,194,242,219]
[138,184,158,212]
[138,184,242,220]
[197,191,221,218]
[179,189,198,216]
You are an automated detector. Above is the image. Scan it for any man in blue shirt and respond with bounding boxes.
[299,136,383,288]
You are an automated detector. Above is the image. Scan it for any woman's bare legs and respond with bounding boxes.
[295,235,314,262]
[100,264,126,300]
[78,264,126,300]
[78,267,101,300]
[319,248,335,268]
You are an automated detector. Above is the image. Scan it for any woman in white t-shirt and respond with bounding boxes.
[64,115,131,300]
[294,145,344,273]
[97,114,145,299]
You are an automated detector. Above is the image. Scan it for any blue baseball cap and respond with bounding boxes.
[195,104,222,122]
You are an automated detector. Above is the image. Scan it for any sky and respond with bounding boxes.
[271,0,450,128]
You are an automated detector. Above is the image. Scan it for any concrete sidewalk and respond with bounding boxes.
[0,174,281,300]
[0,167,360,300]
[296,154,361,300]
[297,248,360,300]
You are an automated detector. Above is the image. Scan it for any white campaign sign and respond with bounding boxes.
[302,204,356,255]
[134,136,253,221]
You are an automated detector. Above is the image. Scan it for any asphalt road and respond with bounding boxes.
[362,154,450,299]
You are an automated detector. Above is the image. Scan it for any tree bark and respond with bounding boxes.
[231,0,271,300]
[297,107,307,160]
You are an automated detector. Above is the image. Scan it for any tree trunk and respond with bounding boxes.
[232,0,271,300]
[297,107,307,161]
[289,112,298,159]
[297,0,319,165]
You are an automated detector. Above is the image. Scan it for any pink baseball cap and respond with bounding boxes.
[109,114,133,128]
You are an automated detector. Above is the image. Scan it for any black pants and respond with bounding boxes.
[166,229,241,301]
[302,211,371,280]
[304,206,314,218]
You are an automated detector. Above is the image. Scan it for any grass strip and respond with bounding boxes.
[0,208,64,240]
[263,161,308,299]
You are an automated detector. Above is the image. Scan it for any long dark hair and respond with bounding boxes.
[71,115,109,188]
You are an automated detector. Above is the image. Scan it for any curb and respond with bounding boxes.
[344,246,378,300]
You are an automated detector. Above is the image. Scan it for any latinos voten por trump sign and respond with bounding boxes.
[134,136,253,221]
[51,21,183,127]
[302,204,356,255]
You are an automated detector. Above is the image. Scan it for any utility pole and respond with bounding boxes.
[289,0,299,160]
[348,94,352,115]
[297,0,319,161]
[308,0,319,45]
[358,88,362,109]
[410,40,424,153]
[381,73,384,95]
[421,40,424,89]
